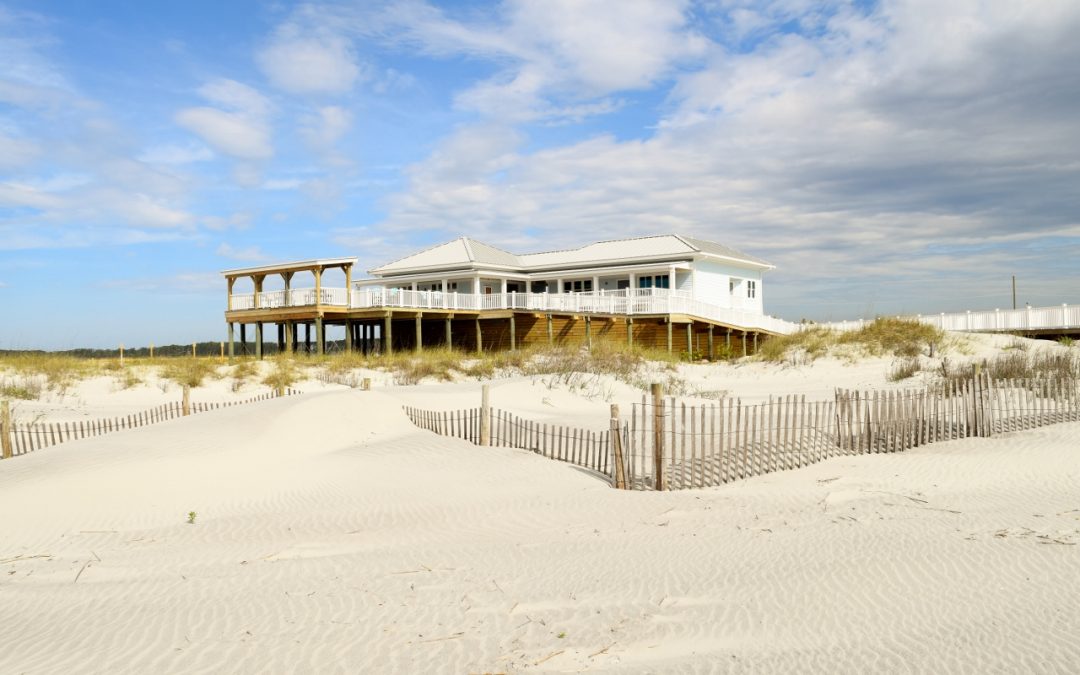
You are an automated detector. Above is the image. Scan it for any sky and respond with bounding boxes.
[1,0,1078,349]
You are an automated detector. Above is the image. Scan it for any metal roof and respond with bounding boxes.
[370,234,772,275]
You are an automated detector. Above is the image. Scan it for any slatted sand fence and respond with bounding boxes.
[401,374,1080,492]
[625,394,842,491]
[402,404,626,477]
[0,388,301,459]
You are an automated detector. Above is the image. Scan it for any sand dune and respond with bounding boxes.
[2,373,1079,673]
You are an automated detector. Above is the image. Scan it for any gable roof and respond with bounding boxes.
[369,233,772,275]
[370,237,520,274]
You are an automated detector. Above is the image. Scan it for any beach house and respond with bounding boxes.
[222,234,787,358]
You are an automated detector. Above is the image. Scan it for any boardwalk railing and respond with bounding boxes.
[403,374,1080,490]
[403,405,625,477]
[820,302,1080,334]
[0,388,301,459]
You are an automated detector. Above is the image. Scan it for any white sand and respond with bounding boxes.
[2,334,1079,673]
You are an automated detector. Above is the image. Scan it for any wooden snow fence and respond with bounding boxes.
[401,374,1080,491]
[402,404,627,478]
[0,388,301,459]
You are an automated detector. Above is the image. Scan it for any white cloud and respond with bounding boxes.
[175,79,273,161]
[257,32,363,95]
[202,212,253,231]
[0,133,39,169]
[216,242,269,261]
[301,105,353,150]
[137,142,214,165]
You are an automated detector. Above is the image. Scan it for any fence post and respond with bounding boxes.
[1,401,12,459]
[182,385,191,416]
[652,382,665,490]
[611,403,627,489]
[480,384,491,446]
[119,343,124,367]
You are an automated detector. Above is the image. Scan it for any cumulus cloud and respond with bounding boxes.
[175,79,273,161]
[257,32,363,95]
[374,0,1080,317]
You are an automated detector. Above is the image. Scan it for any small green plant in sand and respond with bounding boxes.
[186,511,197,525]
[1058,336,1075,348]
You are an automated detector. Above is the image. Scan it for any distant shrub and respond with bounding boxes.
[837,318,943,357]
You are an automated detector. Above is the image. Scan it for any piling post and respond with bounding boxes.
[1,401,12,459]
[119,343,124,367]
[651,382,665,490]
[611,403,627,489]
[480,384,491,446]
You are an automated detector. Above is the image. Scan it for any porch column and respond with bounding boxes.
[315,316,324,356]
[708,325,714,360]
[253,275,264,309]
[255,322,263,360]
[344,265,352,307]
[592,275,599,294]
[500,278,507,295]
[314,267,323,305]
[555,278,563,294]
[445,316,452,348]
[283,272,293,307]
[240,323,247,356]
[666,319,673,354]
[415,314,423,352]
[227,322,235,358]
[345,319,353,352]
[474,274,481,296]
[475,318,483,354]
[509,314,516,351]
[668,264,677,290]
[628,273,636,290]
[442,278,450,309]
[227,277,235,310]
[383,313,393,355]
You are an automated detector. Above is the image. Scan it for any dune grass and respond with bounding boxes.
[758,319,944,364]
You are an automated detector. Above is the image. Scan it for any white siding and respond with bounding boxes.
[692,259,764,313]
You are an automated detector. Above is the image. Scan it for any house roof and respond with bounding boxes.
[369,237,520,274]
[222,257,357,277]
[369,234,772,275]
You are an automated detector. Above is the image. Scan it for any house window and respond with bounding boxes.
[747,280,757,299]
[562,280,593,293]
[637,275,669,289]
[617,280,630,290]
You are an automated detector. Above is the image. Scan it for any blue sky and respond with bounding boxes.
[1,0,1078,348]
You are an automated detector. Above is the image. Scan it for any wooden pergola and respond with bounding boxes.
[223,257,357,358]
